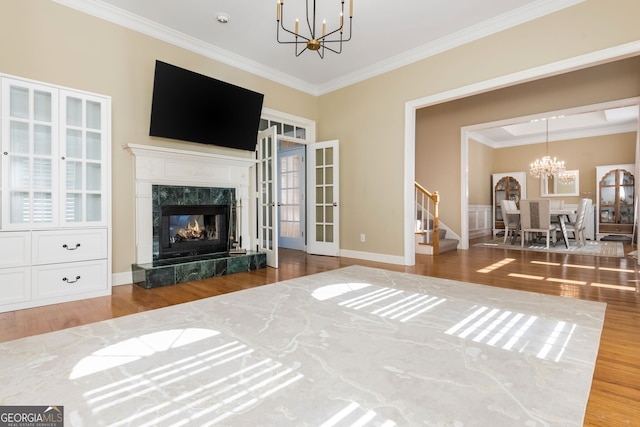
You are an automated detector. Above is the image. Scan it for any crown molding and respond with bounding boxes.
[51,0,319,95]
[53,0,584,96]
[316,0,586,94]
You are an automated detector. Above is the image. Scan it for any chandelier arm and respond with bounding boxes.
[319,40,343,55]
[296,44,308,57]
[276,0,353,57]
[277,9,312,43]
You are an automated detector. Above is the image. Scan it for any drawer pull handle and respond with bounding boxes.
[63,243,81,250]
[63,275,81,284]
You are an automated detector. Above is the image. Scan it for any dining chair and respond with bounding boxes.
[500,199,519,243]
[549,199,564,225]
[520,199,557,249]
[564,198,592,246]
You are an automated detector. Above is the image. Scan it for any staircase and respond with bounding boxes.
[415,182,459,255]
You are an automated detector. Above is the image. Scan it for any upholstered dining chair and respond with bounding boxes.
[520,199,557,249]
[549,199,564,225]
[564,198,592,247]
[500,199,520,243]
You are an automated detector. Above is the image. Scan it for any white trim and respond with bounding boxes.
[52,0,318,95]
[112,271,132,287]
[405,41,640,259]
[261,107,317,144]
[340,249,406,266]
[52,0,584,96]
[124,143,255,264]
[319,0,585,95]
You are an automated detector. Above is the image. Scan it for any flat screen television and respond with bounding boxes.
[149,60,264,151]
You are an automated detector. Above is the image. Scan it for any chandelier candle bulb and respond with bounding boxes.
[350,0,353,17]
[276,0,353,57]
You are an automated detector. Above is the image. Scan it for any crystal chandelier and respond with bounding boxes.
[529,118,566,179]
[276,0,353,58]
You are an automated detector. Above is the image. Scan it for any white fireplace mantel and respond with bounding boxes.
[125,144,256,264]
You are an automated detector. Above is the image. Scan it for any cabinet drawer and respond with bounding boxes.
[32,229,107,264]
[0,267,31,306]
[33,259,107,299]
[599,224,633,234]
[0,232,31,268]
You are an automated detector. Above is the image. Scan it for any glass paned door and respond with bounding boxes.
[307,140,339,256]
[278,145,305,250]
[59,91,107,225]
[257,126,278,267]
[1,79,58,228]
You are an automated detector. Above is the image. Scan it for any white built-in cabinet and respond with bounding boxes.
[0,75,111,312]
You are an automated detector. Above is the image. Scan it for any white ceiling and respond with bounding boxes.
[53,0,637,145]
[469,105,639,148]
[53,0,583,95]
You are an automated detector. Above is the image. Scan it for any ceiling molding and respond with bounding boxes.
[317,0,586,94]
[53,0,584,97]
[51,0,320,95]
[469,122,639,149]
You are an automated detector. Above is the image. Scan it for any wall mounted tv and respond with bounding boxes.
[149,60,264,151]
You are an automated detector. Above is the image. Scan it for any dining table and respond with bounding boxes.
[506,208,577,248]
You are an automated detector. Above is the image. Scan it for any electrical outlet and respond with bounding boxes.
[360,234,366,242]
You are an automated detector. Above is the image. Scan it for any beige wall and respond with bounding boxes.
[0,1,318,275]
[493,133,636,204]
[468,140,494,206]
[319,0,640,256]
[3,0,640,274]
[416,56,640,236]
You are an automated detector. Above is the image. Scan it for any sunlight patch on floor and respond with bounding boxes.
[591,283,637,291]
[477,258,515,273]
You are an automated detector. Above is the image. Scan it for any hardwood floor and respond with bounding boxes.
[1,241,639,425]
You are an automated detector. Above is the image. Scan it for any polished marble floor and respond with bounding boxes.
[0,266,606,426]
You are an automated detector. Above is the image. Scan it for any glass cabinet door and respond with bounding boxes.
[1,79,58,228]
[598,168,635,234]
[59,91,108,225]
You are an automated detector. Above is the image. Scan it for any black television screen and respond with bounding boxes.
[149,60,264,151]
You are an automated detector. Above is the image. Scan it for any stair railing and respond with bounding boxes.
[415,182,440,255]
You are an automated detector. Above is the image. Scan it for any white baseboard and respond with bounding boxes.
[112,271,133,286]
[339,249,408,266]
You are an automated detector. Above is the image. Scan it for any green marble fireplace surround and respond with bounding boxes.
[132,184,266,289]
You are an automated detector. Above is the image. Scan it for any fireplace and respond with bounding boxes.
[158,204,230,259]
[152,185,236,260]
[127,145,266,289]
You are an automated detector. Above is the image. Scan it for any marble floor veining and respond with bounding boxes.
[0,266,606,426]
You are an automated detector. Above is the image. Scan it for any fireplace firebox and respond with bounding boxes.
[158,204,230,259]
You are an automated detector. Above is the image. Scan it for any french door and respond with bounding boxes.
[257,127,278,267]
[307,140,340,256]
[278,146,305,250]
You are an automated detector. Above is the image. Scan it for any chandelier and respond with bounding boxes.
[276,0,353,58]
[529,118,566,179]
